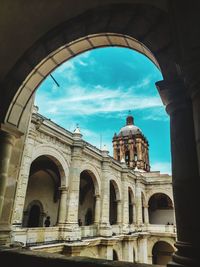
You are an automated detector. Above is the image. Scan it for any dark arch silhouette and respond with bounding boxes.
[152,241,174,265]
[109,181,117,225]
[27,204,40,227]
[113,250,118,261]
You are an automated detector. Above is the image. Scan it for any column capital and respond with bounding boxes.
[179,53,200,99]
[0,123,23,139]
[156,79,191,115]
[59,186,68,192]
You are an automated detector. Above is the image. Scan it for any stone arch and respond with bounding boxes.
[32,144,69,187]
[109,178,121,225]
[151,240,175,265]
[147,190,173,206]
[23,153,65,227]
[78,169,98,226]
[80,163,101,196]
[2,3,178,130]
[148,192,174,225]
[109,177,122,201]
[23,199,44,227]
[148,237,176,261]
[113,242,122,260]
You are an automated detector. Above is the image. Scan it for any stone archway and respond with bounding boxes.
[23,155,62,227]
[2,3,177,131]
[0,3,199,266]
[152,241,174,265]
[24,200,44,228]
[148,193,174,225]
[0,1,177,237]
[78,170,98,226]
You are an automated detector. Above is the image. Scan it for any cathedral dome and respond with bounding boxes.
[118,113,142,136]
[119,124,141,136]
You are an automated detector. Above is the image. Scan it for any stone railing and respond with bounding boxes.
[12,227,59,246]
[80,225,98,238]
[141,224,176,234]
[0,247,164,267]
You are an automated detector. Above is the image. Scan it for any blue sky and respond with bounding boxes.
[35,47,171,174]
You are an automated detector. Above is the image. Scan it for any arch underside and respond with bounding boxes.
[1,3,178,130]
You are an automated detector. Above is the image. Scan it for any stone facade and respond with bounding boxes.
[10,106,176,265]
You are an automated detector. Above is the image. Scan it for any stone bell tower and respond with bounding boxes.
[112,112,150,172]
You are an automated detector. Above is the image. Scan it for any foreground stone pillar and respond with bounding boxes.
[11,125,36,227]
[190,88,200,174]
[157,80,200,267]
[0,124,22,245]
[0,131,15,217]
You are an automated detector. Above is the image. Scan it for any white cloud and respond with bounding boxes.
[40,84,163,117]
[142,107,169,121]
[150,162,171,175]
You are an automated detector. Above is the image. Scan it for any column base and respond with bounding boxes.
[59,223,81,241]
[99,223,112,237]
[0,225,11,246]
[167,241,199,267]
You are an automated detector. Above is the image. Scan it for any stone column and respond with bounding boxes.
[0,131,15,217]
[122,176,129,233]
[122,237,134,262]
[190,88,200,174]
[156,80,200,267]
[11,125,36,227]
[0,124,22,245]
[133,202,136,224]
[143,204,149,224]
[113,141,118,161]
[135,180,142,225]
[129,138,134,168]
[136,138,143,169]
[138,235,148,263]
[57,186,68,225]
[117,200,122,224]
[119,139,124,161]
[94,194,101,224]
[64,132,83,241]
[99,150,112,237]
